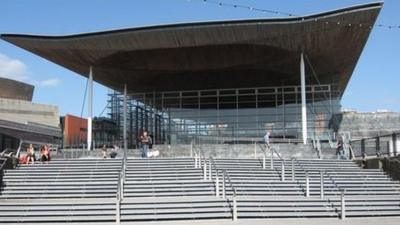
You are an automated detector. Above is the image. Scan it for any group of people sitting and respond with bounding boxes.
[20,144,51,165]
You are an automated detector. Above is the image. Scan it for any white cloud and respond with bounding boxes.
[0,53,60,87]
[36,78,61,87]
[0,53,30,82]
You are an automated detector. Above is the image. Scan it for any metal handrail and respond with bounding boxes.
[0,158,7,191]
[293,159,310,197]
[221,169,238,220]
[259,143,283,161]
[116,168,122,224]
[210,158,221,197]
[295,158,342,197]
[324,170,342,194]
[222,169,237,197]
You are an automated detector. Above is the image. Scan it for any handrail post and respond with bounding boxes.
[254,141,257,159]
[190,140,193,157]
[233,194,238,221]
[281,160,285,181]
[216,174,220,197]
[203,159,207,180]
[120,172,124,199]
[270,148,274,169]
[291,158,295,181]
[341,189,346,220]
[222,172,226,199]
[263,154,266,169]
[194,153,198,168]
[320,171,324,199]
[208,159,212,181]
[116,197,120,224]
[305,172,310,197]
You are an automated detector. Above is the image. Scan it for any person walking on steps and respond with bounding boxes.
[264,130,271,149]
[336,137,345,160]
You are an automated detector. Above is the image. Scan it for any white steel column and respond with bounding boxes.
[87,66,93,151]
[300,53,308,144]
[123,84,127,152]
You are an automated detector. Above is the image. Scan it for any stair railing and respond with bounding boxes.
[258,143,288,181]
[0,159,7,193]
[115,154,126,224]
[210,158,220,197]
[222,169,238,221]
[258,143,283,170]
[209,158,238,220]
[324,170,342,195]
[116,168,122,225]
[258,143,267,169]
[294,159,310,197]
[193,145,208,180]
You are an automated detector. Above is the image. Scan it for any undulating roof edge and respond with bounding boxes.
[0,2,383,40]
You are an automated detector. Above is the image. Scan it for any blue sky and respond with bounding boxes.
[0,0,399,117]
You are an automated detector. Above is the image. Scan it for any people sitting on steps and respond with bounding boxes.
[40,145,51,163]
[26,144,35,165]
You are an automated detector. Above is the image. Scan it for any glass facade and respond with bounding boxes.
[108,84,341,147]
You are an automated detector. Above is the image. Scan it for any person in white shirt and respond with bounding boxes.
[264,131,271,148]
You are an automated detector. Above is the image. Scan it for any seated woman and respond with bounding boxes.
[26,144,35,165]
[101,145,107,159]
[40,145,51,163]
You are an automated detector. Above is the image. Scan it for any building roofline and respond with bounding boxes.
[0,2,383,40]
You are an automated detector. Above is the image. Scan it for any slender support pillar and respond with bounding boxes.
[87,66,93,151]
[123,84,127,157]
[393,133,398,156]
[300,53,308,145]
[361,139,366,158]
[376,136,381,156]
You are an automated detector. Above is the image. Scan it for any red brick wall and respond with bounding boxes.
[63,114,87,147]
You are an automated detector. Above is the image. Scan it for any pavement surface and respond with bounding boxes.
[6,217,400,225]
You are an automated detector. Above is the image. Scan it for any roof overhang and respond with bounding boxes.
[1,2,383,98]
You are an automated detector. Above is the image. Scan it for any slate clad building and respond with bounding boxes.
[1,3,382,148]
[0,78,61,150]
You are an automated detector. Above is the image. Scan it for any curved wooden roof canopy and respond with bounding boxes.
[1,3,382,98]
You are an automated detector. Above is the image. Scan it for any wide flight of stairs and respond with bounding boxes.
[1,157,400,223]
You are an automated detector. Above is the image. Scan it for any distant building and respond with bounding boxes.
[60,114,118,148]
[0,78,61,151]
[60,114,87,148]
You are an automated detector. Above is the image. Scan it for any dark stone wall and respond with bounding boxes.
[330,111,400,139]
[0,78,34,101]
[382,157,400,181]
[356,157,400,181]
